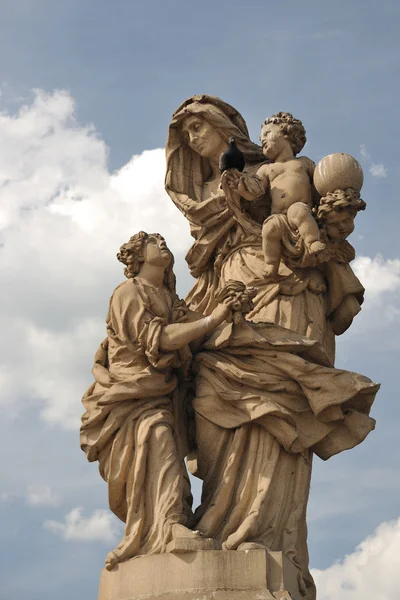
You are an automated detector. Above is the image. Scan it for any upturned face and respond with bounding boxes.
[142,234,172,268]
[182,116,226,160]
[260,123,291,160]
[323,209,355,241]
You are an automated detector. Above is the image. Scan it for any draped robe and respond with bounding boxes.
[191,319,379,599]
[80,279,192,565]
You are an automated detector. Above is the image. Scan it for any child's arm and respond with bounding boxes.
[298,156,315,181]
[298,156,319,207]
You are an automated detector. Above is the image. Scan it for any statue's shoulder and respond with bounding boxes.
[112,279,132,296]
[297,155,315,173]
[110,279,142,308]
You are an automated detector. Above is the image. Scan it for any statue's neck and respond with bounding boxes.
[274,147,295,162]
[136,263,165,289]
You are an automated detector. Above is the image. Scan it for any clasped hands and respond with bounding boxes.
[213,280,257,324]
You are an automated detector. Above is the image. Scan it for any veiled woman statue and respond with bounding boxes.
[165,95,364,362]
[164,96,376,599]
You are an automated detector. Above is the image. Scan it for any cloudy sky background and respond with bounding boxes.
[0,1,399,599]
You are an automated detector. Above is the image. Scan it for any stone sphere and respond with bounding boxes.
[314,153,364,196]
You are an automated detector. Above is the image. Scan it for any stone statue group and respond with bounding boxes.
[80,95,379,600]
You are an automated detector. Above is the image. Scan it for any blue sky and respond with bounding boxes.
[0,1,399,599]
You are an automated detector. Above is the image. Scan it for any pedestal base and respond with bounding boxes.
[98,549,300,600]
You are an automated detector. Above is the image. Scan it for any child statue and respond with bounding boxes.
[223,111,325,278]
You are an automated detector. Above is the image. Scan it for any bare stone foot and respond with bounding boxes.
[167,524,221,553]
[105,550,119,571]
[238,542,267,551]
[264,263,281,281]
[264,263,278,278]
[308,240,326,255]
[171,524,204,540]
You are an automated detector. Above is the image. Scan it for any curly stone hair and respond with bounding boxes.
[117,231,148,278]
[117,231,176,292]
[262,112,307,155]
[316,188,366,223]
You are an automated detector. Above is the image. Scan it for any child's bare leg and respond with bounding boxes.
[262,218,282,278]
[287,202,325,254]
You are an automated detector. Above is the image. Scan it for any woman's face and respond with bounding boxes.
[182,115,226,160]
[142,234,172,268]
[324,209,356,241]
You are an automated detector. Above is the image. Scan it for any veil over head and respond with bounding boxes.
[165,94,265,206]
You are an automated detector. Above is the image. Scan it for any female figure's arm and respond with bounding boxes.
[221,166,269,202]
[168,186,231,229]
[160,300,233,351]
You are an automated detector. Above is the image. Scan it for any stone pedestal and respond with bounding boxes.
[98,549,300,600]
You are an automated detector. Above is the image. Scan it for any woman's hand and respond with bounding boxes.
[160,298,234,352]
[181,196,196,212]
[221,169,242,191]
[221,170,265,202]
[209,298,235,326]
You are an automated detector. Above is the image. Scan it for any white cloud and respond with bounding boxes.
[26,485,59,507]
[353,255,400,299]
[0,317,109,428]
[369,163,387,178]
[359,144,388,178]
[44,507,121,542]
[348,255,400,334]
[0,89,192,429]
[359,144,368,159]
[312,518,400,599]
